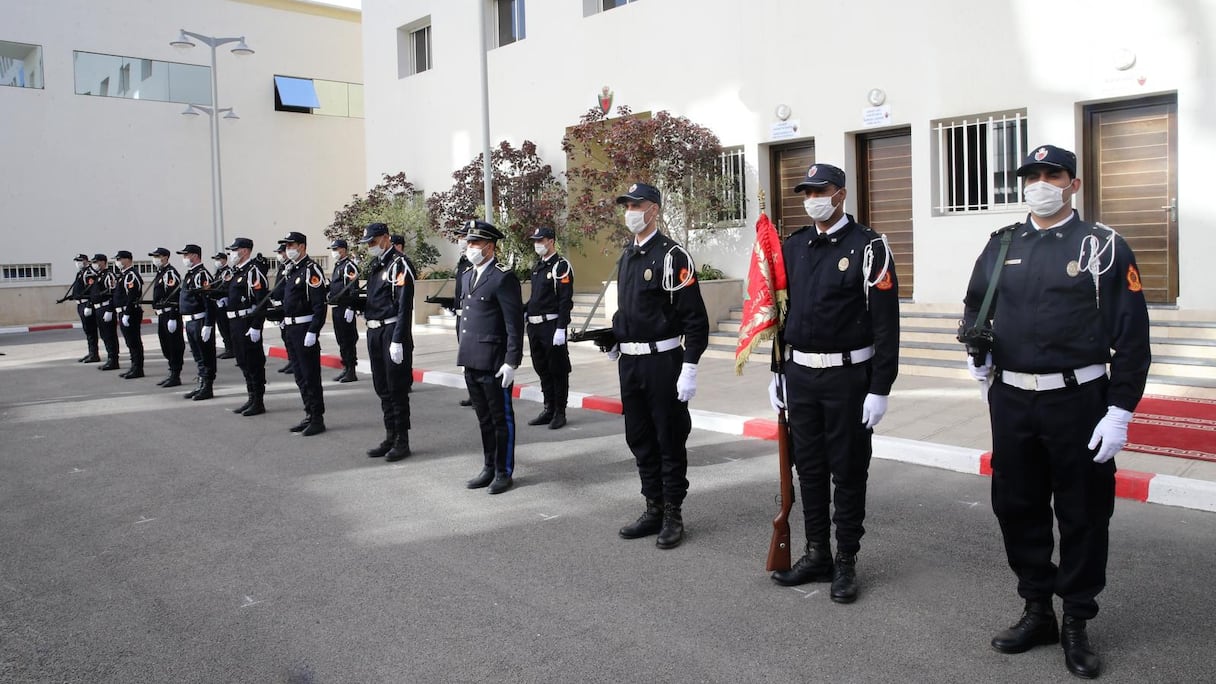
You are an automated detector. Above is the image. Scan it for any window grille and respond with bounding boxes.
[1,263,51,282]
[717,146,746,225]
[933,111,1027,214]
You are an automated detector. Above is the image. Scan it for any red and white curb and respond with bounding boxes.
[0,318,153,335]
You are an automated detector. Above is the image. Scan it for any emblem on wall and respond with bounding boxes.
[598,86,613,115]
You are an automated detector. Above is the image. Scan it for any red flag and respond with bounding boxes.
[735,211,787,374]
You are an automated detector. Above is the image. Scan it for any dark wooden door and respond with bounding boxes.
[1084,95,1179,303]
[856,128,913,298]
[770,141,815,239]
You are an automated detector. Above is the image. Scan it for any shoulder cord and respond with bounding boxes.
[550,258,571,292]
[1078,223,1117,309]
[662,244,697,302]
[861,233,893,310]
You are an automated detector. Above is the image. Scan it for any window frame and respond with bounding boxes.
[0,263,51,284]
[931,109,1028,215]
[714,145,747,227]
[0,39,44,89]
[494,0,526,48]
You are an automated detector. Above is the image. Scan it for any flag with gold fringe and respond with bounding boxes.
[735,209,787,374]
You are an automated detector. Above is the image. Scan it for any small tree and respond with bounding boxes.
[327,172,440,273]
[562,105,727,249]
[427,140,567,270]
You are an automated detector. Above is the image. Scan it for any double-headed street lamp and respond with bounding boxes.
[170,29,254,254]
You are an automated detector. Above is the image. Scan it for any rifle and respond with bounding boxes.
[567,253,623,350]
[766,337,795,572]
[326,273,365,307]
[423,267,457,312]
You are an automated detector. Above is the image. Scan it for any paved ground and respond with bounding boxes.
[2,328,1215,682]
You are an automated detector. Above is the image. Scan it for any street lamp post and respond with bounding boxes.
[170,30,254,254]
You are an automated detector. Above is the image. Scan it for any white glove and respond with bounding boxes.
[390,341,404,365]
[344,308,355,323]
[167,319,177,333]
[966,353,993,382]
[1088,406,1132,464]
[861,393,888,429]
[768,373,786,413]
[304,331,317,347]
[605,344,620,362]
[246,327,261,343]
[495,363,515,388]
[217,297,229,308]
[103,310,113,323]
[201,325,212,342]
[120,314,130,327]
[676,363,698,402]
[553,328,567,346]
[83,307,93,316]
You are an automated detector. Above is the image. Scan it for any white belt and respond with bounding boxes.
[788,345,875,369]
[527,313,559,324]
[227,306,256,319]
[999,364,1106,392]
[366,316,399,329]
[154,308,175,315]
[619,337,681,356]
[182,312,208,322]
[455,309,463,316]
[283,314,314,326]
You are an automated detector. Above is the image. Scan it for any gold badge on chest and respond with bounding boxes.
[1066,260,1080,277]
[838,257,849,272]
[644,268,653,281]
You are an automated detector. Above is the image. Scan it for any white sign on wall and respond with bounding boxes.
[861,105,891,128]
[770,120,800,141]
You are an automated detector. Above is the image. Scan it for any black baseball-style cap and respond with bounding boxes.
[176,244,202,256]
[616,182,662,206]
[92,253,109,262]
[390,234,405,246]
[148,247,171,258]
[274,243,286,254]
[113,250,133,260]
[462,220,504,242]
[528,227,556,241]
[74,253,90,262]
[211,251,228,260]
[793,164,847,193]
[227,237,253,250]
[277,231,308,245]
[328,238,348,250]
[359,223,389,244]
[1015,144,1077,178]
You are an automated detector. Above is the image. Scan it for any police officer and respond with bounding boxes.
[69,254,101,363]
[112,250,146,379]
[766,164,900,603]
[961,145,1150,679]
[610,182,709,550]
[278,232,328,436]
[225,237,271,417]
[359,223,414,461]
[271,243,296,375]
[177,244,217,401]
[524,227,574,429]
[328,237,361,383]
[212,251,236,359]
[457,220,524,494]
[147,247,184,387]
[89,253,122,371]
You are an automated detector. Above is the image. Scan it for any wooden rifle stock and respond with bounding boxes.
[766,409,795,572]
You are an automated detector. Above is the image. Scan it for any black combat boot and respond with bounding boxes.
[991,600,1059,654]
[619,498,664,539]
[241,389,266,417]
[528,405,554,426]
[332,367,346,382]
[192,377,214,401]
[289,413,312,433]
[184,377,202,399]
[367,430,395,457]
[123,366,144,379]
[385,433,411,462]
[162,371,182,388]
[548,409,567,430]
[99,357,119,371]
[1060,615,1100,679]
[302,415,326,436]
[338,364,358,383]
[219,348,235,360]
[830,552,859,604]
[233,382,255,414]
[771,542,834,586]
[655,503,684,549]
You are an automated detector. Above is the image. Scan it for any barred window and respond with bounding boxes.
[717,146,746,225]
[933,110,1027,214]
[1,263,51,282]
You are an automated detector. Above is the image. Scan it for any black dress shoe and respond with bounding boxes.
[302,417,326,436]
[527,410,553,426]
[771,543,834,586]
[118,369,132,378]
[459,398,473,407]
[278,364,293,374]
[99,360,119,371]
[333,371,346,382]
[992,601,1059,654]
[829,552,858,604]
[289,416,312,433]
[1061,616,1101,679]
[487,474,513,494]
[219,349,235,359]
[385,437,411,462]
[80,354,100,363]
[466,467,494,489]
[124,368,144,379]
[162,375,182,388]
[548,411,567,430]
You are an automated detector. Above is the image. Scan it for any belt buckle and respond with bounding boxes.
[808,352,828,368]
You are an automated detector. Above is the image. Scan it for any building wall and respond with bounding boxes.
[362,0,1216,313]
[0,0,365,324]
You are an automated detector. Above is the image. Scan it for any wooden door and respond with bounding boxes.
[856,128,913,298]
[1084,95,1179,303]
[770,141,815,239]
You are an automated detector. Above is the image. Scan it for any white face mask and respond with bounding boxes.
[466,246,486,266]
[181,257,192,268]
[1024,180,1067,217]
[803,190,841,223]
[533,242,549,257]
[286,248,300,261]
[624,209,648,235]
[331,251,341,261]
[368,243,384,257]
[77,261,86,270]
[212,260,223,269]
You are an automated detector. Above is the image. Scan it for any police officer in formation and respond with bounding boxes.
[177,244,217,401]
[328,237,361,383]
[278,231,329,436]
[224,237,271,417]
[89,253,122,371]
[961,145,1151,679]
[359,222,414,461]
[271,243,296,376]
[212,251,236,360]
[148,247,184,388]
[609,182,709,550]
[524,227,574,430]
[456,220,524,495]
[112,250,146,379]
[69,254,101,363]
[767,163,900,604]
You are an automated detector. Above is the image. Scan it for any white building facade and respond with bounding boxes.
[0,0,365,324]
[362,0,1216,315]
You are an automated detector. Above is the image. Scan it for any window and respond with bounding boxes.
[932,110,1027,214]
[73,51,211,105]
[1,263,51,283]
[717,146,746,225]
[495,0,526,47]
[272,76,363,118]
[396,18,433,78]
[0,40,43,89]
[584,0,640,16]
[413,26,432,73]
[274,75,320,113]
[134,261,159,277]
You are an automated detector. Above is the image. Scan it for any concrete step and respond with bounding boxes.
[427,314,456,329]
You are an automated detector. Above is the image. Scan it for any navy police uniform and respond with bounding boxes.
[278,232,329,435]
[70,255,101,362]
[177,245,217,400]
[225,238,271,417]
[88,256,122,370]
[212,255,235,358]
[270,247,296,375]
[112,251,146,378]
[328,239,362,383]
[359,223,415,460]
[525,227,574,428]
[148,248,185,387]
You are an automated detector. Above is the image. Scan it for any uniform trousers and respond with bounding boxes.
[184,319,216,381]
[464,368,515,476]
[333,306,360,368]
[156,313,184,374]
[118,307,145,369]
[785,361,872,555]
[618,348,691,506]
[989,375,1114,620]
[367,326,411,436]
[77,301,99,357]
[215,312,232,352]
[279,325,295,372]
[95,308,120,361]
[526,319,570,410]
[229,316,266,390]
[283,323,324,418]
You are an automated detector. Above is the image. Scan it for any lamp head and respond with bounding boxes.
[222,110,240,120]
[181,105,200,116]
[231,39,254,56]
[170,31,196,49]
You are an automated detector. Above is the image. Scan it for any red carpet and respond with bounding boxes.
[1127,395,1216,463]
